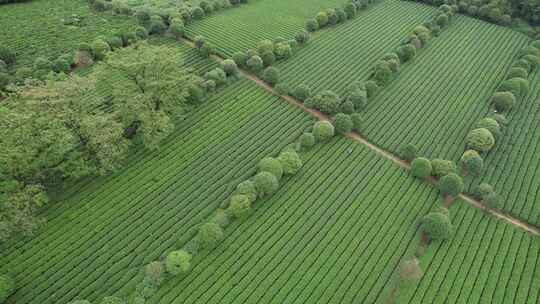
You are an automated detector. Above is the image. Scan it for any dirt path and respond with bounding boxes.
[180,37,540,236]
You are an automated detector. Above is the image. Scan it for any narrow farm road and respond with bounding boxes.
[180,38,540,236]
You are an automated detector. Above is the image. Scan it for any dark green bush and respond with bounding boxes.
[246,55,264,73]
[221,59,238,76]
[313,120,335,141]
[165,250,191,275]
[144,261,164,286]
[299,132,316,150]
[232,51,248,68]
[491,91,516,113]
[411,157,432,178]
[460,150,483,176]
[316,11,329,28]
[334,113,353,134]
[295,30,310,45]
[431,159,457,178]
[253,171,280,197]
[466,128,495,152]
[0,47,15,65]
[397,144,418,162]
[351,113,364,133]
[198,222,224,249]
[258,157,283,180]
[474,117,501,138]
[293,84,311,101]
[278,150,303,175]
[439,173,464,197]
[235,180,258,203]
[305,18,319,32]
[262,66,280,86]
[0,275,14,303]
[228,194,251,218]
[421,212,453,240]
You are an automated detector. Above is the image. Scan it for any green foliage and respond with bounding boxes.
[198,222,224,249]
[411,157,432,179]
[344,2,357,19]
[165,250,191,275]
[396,44,416,63]
[313,120,335,141]
[430,159,457,178]
[371,61,394,87]
[0,47,15,65]
[91,39,110,61]
[474,118,501,138]
[316,11,329,28]
[460,150,483,176]
[491,91,516,113]
[498,78,529,100]
[68,301,91,304]
[311,90,341,114]
[295,30,310,45]
[421,212,453,240]
[274,42,292,60]
[278,150,303,175]
[305,18,319,32]
[507,67,528,79]
[364,80,379,98]
[299,132,316,150]
[473,183,494,199]
[262,66,280,86]
[232,51,248,68]
[235,180,258,203]
[100,296,125,304]
[228,194,251,218]
[258,157,284,180]
[253,171,280,197]
[350,113,364,133]
[436,13,449,27]
[466,128,495,152]
[0,275,14,303]
[293,84,311,101]
[221,59,239,77]
[438,173,464,197]
[334,113,353,134]
[246,55,263,73]
[205,67,227,86]
[260,51,276,67]
[257,40,274,54]
[397,144,417,162]
[170,21,185,39]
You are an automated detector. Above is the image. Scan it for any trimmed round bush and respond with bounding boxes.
[421,212,453,240]
[314,90,342,114]
[466,128,495,152]
[507,67,528,79]
[439,173,464,197]
[246,55,263,73]
[293,84,311,101]
[278,150,303,175]
[106,36,123,50]
[221,59,238,76]
[431,158,457,177]
[204,68,227,86]
[192,6,205,19]
[34,57,52,71]
[257,39,274,54]
[253,171,280,197]
[436,13,449,27]
[346,89,368,111]
[235,180,258,202]
[397,144,418,162]
[165,250,192,275]
[371,61,393,87]
[483,192,502,209]
[134,26,149,39]
[149,18,167,35]
[305,18,319,32]
[299,132,316,150]
[198,222,224,249]
[474,183,494,199]
[91,39,110,60]
[340,100,355,114]
[144,261,164,286]
[228,194,251,218]
[313,121,335,141]
[260,51,276,67]
[523,55,540,69]
[335,7,347,23]
[344,2,357,18]
[316,11,329,27]
[295,30,310,45]
[396,44,417,63]
[490,113,508,126]
[262,66,280,86]
[474,118,501,138]
[0,275,15,303]
[460,150,483,176]
[232,51,248,68]
[334,113,353,134]
[258,157,283,180]
[498,78,528,100]
[365,80,379,98]
[274,42,292,60]
[411,157,432,179]
[491,91,516,113]
[326,8,338,25]
[170,21,185,39]
[351,113,363,132]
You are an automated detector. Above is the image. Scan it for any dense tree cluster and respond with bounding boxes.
[421,209,453,241]
[473,183,502,209]
[307,0,372,32]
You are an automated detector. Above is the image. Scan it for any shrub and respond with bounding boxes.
[364,80,379,99]
[523,55,540,70]
[0,60,7,73]
[474,118,501,138]
[135,9,151,24]
[246,55,263,73]
[34,57,52,71]
[199,43,214,58]
[313,121,335,142]
[397,144,418,162]
[299,132,316,150]
[106,36,123,50]
[326,8,338,25]
[466,128,495,152]
[460,150,483,176]
[305,18,319,32]
[430,159,457,178]
[344,2,357,19]
[346,88,368,111]
[334,113,353,134]
[274,42,292,60]
[93,0,107,11]
[149,18,167,35]
[295,30,310,45]
[371,62,393,87]
[51,57,71,73]
[205,68,227,86]
[411,157,432,179]
[258,157,283,180]
[519,45,540,58]
[100,296,125,304]
[483,191,502,209]
[0,275,14,303]
[421,212,453,240]
[0,73,11,90]
[316,11,329,27]
[235,180,258,203]
[340,100,355,114]
[335,7,347,23]
[436,13,449,27]
[351,113,364,133]
[192,6,205,19]
[262,67,280,87]
[165,250,192,275]
[507,67,528,79]
[473,183,494,199]
[170,21,185,39]
[144,261,164,286]
[312,90,341,114]
[209,209,231,228]
[490,113,508,126]
[253,171,280,197]
[278,150,303,175]
[491,91,516,113]
[134,26,149,39]
[293,84,311,101]
[68,301,91,304]
[228,194,251,218]
[258,51,275,67]
[396,44,416,63]
[198,222,224,249]
[498,78,528,100]
[91,39,110,60]
[400,258,423,282]
[439,173,464,197]
[232,51,248,68]
[275,83,291,95]
[221,59,238,77]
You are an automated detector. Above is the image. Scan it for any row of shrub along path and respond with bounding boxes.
[0,74,314,304]
[276,0,438,94]
[153,136,439,304]
[180,36,540,236]
[468,70,540,227]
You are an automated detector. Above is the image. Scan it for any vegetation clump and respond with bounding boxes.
[421,211,453,241]
[411,157,432,179]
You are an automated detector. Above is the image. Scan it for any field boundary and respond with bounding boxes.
[180,37,540,237]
